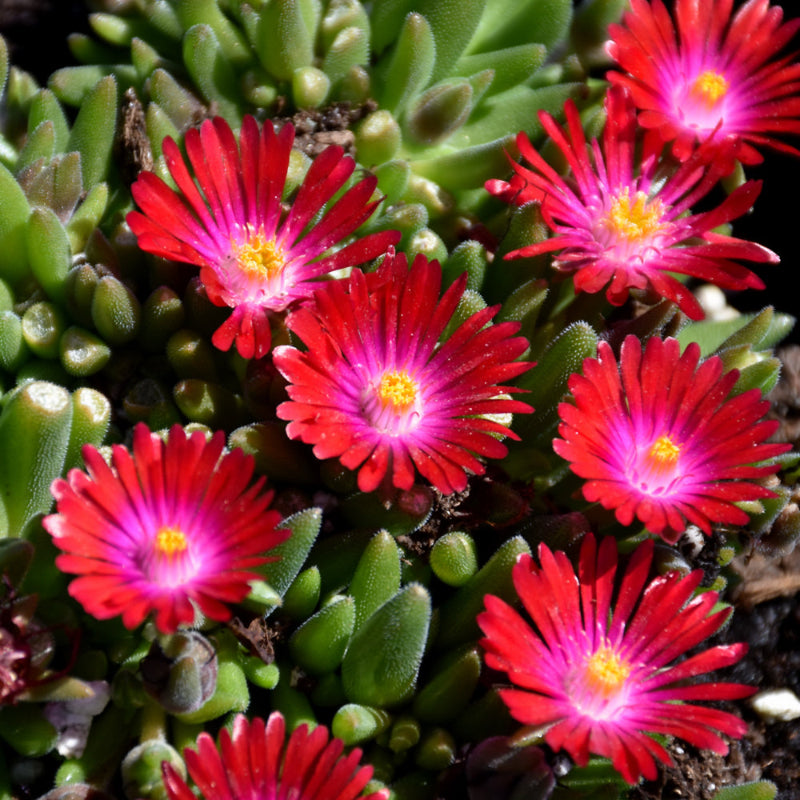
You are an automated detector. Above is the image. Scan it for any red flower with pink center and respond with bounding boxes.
[486,86,777,320]
[478,534,755,784]
[43,424,287,633]
[127,115,399,359]
[162,712,388,800]
[553,335,791,542]
[273,250,533,494]
[607,0,800,164]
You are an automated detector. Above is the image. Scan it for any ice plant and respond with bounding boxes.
[553,335,791,542]
[273,249,533,495]
[478,534,756,784]
[162,712,389,800]
[43,424,288,633]
[127,115,400,359]
[607,0,800,164]
[487,86,776,320]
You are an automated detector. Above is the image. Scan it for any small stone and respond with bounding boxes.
[750,688,800,722]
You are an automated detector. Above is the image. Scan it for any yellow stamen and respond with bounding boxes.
[604,189,666,242]
[690,70,729,108]
[155,526,188,558]
[648,434,681,467]
[232,232,284,279]
[378,370,418,410]
[585,645,631,698]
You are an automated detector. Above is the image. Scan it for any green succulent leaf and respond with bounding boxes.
[415,0,486,82]
[183,25,242,122]
[378,12,436,115]
[454,43,547,95]
[349,530,403,631]
[17,121,56,171]
[289,595,356,674]
[255,0,315,80]
[342,583,431,708]
[67,75,118,189]
[175,0,251,67]
[712,782,777,800]
[0,381,72,537]
[26,206,72,305]
[437,535,531,647]
[258,507,323,597]
[0,162,33,286]
[468,0,573,55]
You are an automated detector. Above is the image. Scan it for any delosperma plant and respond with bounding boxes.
[1,1,799,798]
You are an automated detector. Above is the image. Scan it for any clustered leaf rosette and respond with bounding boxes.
[0,582,56,705]
[127,114,400,359]
[487,85,777,321]
[607,0,800,164]
[478,534,756,785]
[43,423,287,633]
[273,248,533,495]
[553,335,792,542]
[162,712,388,800]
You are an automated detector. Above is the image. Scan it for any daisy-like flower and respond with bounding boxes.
[478,534,755,784]
[127,115,400,359]
[607,0,800,164]
[553,335,791,543]
[43,424,288,633]
[162,712,389,800]
[486,87,777,320]
[273,249,533,495]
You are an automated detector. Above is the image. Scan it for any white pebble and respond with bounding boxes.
[750,688,800,722]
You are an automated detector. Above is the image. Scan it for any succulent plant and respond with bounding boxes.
[1,1,798,799]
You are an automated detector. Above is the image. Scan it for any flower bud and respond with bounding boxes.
[140,632,217,715]
[121,740,184,800]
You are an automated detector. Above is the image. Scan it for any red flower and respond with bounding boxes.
[553,335,791,542]
[607,0,800,164]
[44,424,287,633]
[128,116,399,359]
[162,712,388,800]
[486,87,776,320]
[478,535,755,784]
[273,249,532,494]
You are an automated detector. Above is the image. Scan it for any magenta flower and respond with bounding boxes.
[127,116,399,359]
[273,249,533,495]
[553,335,791,543]
[607,0,800,164]
[486,86,776,320]
[478,534,755,784]
[162,712,388,800]
[43,424,287,633]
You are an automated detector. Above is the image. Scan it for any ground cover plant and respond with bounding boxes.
[1,1,799,798]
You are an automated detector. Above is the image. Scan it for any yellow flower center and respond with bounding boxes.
[648,434,681,467]
[378,370,418,410]
[232,232,284,280]
[690,70,729,108]
[585,645,631,698]
[604,189,666,242]
[155,526,189,558]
